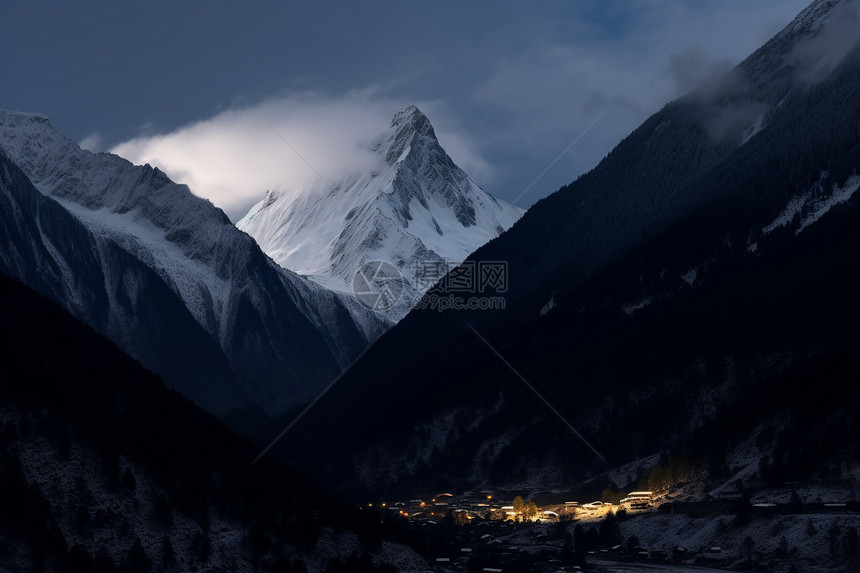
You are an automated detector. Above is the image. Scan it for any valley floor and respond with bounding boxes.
[385,489,858,573]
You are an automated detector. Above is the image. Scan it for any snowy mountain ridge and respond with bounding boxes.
[0,110,387,414]
[237,105,523,321]
[0,110,380,337]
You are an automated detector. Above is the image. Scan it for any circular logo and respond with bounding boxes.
[352,260,404,311]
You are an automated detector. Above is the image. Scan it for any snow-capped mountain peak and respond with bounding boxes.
[375,105,441,167]
[238,105,524,321]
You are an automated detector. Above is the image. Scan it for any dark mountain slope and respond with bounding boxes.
[0,272,422,571]
[263,3,860,498]
[274,177,860,497]
[475,0,854,309]
[0,112,387,416]
[0,152,245,411]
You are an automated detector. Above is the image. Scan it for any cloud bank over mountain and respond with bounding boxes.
[112,94,492,221]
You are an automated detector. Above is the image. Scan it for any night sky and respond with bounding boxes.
[1,0,810,219]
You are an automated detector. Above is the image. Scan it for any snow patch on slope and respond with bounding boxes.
[764,174,860,236]
[540,294,556,317]
[55,197,232,335]
[622,296,652,315]
[681,268,698,286]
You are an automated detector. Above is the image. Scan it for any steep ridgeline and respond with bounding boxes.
[0,272,423,572]
[237,106,523,322]
[265,0,860,498]
[0,113,388,415]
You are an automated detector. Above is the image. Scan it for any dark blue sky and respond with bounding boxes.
[1,0,809,218]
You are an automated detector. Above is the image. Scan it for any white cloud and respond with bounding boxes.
[470,0,812,174]
[788,0,860,84]
[79,132,103,152]
[111,93,493,221]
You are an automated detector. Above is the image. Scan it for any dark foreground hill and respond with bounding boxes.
[0,272,423,572]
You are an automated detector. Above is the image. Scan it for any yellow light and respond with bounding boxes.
[487,495,492,500]
[382,503,387,507]
[404,512,409,517]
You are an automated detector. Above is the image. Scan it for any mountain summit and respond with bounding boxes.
[382,105,436,164]
[237,106,523,321]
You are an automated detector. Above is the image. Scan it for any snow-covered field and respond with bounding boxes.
[617,511,859,572]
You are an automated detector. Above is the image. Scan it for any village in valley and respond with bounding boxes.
[364,484,860,572]
[367,489,676,572]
